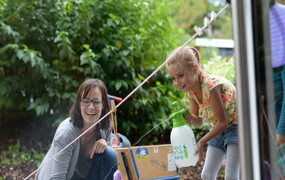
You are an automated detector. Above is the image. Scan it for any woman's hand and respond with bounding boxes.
[89,138,107,159]
[276,134,285,147]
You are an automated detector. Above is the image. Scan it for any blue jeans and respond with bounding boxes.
[274,66,285,136]
[86,146,118,180]
[207,124,239,152]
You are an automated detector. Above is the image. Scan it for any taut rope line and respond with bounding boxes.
[24,3,230,180]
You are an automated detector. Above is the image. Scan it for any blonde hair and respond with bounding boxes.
[166,46,201,69]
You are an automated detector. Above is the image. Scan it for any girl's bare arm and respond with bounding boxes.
[184,97,203,127]
[200,84,227,144]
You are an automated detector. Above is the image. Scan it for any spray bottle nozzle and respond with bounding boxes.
[170,102,187,127]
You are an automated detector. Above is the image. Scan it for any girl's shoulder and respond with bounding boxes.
[201,74,222,89]
[201,73,225,82]
[201,74,235,94]
[202,74,233,86]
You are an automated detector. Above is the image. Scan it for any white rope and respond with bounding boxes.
[24,3,230,180]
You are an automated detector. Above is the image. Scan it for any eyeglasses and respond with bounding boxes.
[80,98,102,107]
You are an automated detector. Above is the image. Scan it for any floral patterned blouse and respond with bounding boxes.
[187,73,237,127]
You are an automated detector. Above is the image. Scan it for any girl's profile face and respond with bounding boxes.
[167,63,198,92]
[80,87,103,128]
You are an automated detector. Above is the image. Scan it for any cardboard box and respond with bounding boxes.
[116,144,179,180]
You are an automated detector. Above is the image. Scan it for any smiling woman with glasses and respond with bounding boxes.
[35,78,117,180]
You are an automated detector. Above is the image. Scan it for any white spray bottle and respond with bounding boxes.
[170,102,198,168]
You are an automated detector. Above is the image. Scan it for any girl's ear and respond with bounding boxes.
[193,63,199,72]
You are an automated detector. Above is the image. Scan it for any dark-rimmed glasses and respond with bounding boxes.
[80,98,102,107]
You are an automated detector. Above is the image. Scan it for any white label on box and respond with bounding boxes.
[154,147,158,154]
[168,153,176,171]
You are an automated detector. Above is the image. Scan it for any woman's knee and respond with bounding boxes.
[103,146,117,162]
[88,147,118,180]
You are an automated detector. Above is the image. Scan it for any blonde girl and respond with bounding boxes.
[166,46,239,180]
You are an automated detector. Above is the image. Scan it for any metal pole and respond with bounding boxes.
[231,0,262,179]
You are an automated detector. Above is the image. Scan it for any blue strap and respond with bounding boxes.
[129,149,140,179]
[120,152,131,180]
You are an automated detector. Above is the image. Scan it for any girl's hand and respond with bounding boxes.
[183,109,192,124]
[195,139,205,165]
[183,109,202,127]
[89,139,107,159]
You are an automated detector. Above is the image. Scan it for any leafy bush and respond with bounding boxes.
[0,0,234,145]
[0,139,47,166]
[202,52,236,85]
[0,0,188,145]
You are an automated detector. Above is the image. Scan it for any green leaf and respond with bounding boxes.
[115,81,122,91]
[0,44,19,54]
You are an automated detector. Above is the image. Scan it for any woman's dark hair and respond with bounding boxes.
[69,78,111,129]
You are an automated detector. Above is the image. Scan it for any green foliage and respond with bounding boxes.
[204,0,233,39]
[173,0,208,34]
[0,0,235,146]
[173,0,232,39]
[202,52,236,85]
[0,139,47,166]
[198,46,219,61]
[0,0,187,144]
